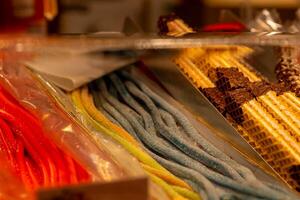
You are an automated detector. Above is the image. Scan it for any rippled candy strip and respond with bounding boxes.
[71,87,198,200]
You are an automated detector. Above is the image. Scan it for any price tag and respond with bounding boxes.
[37,177,149,200]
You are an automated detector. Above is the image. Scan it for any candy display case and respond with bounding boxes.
[153,15,300,192]
[1,34,300,200]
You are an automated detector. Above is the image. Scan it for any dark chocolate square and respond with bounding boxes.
[248,81,272,97]
[201,87,226,114]
[214,68,250,92]
[225,88,254,124]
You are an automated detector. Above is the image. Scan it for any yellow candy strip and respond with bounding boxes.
[72,89,191,200]
[141,164,192,190]
[83,88,139,147]
[79,87,192,188]
[172,186,202,200]
[146,172,190,200]
[73,88,194,191]
[73,89,164,172]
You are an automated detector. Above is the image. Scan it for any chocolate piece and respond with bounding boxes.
[276,62,300,82]
[225,113,237,125]
[292,83,300,97]
[275,51,300,97]
[248,81,272,97]
[214,68,250,92]
[226,88,254,106]
[271,83,290,96]
[201,87,226,114]
[225,88,254,124]
[157,13,179,35]
[207,68,218,83]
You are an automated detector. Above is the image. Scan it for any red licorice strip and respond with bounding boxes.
[0,91,54,184]
[0,121,15,164]
[0,88,69,176]
[0,87,20,104]
[0,86,89,185]
[65,154,79,184]
[8,123,51,186]
[15,141,34,190]
[0,121,23,182]
[25,158,41,188]
[0,117,16,148]
[75,161,90,182]
[26,155,43,187]
[0,86,90,190]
